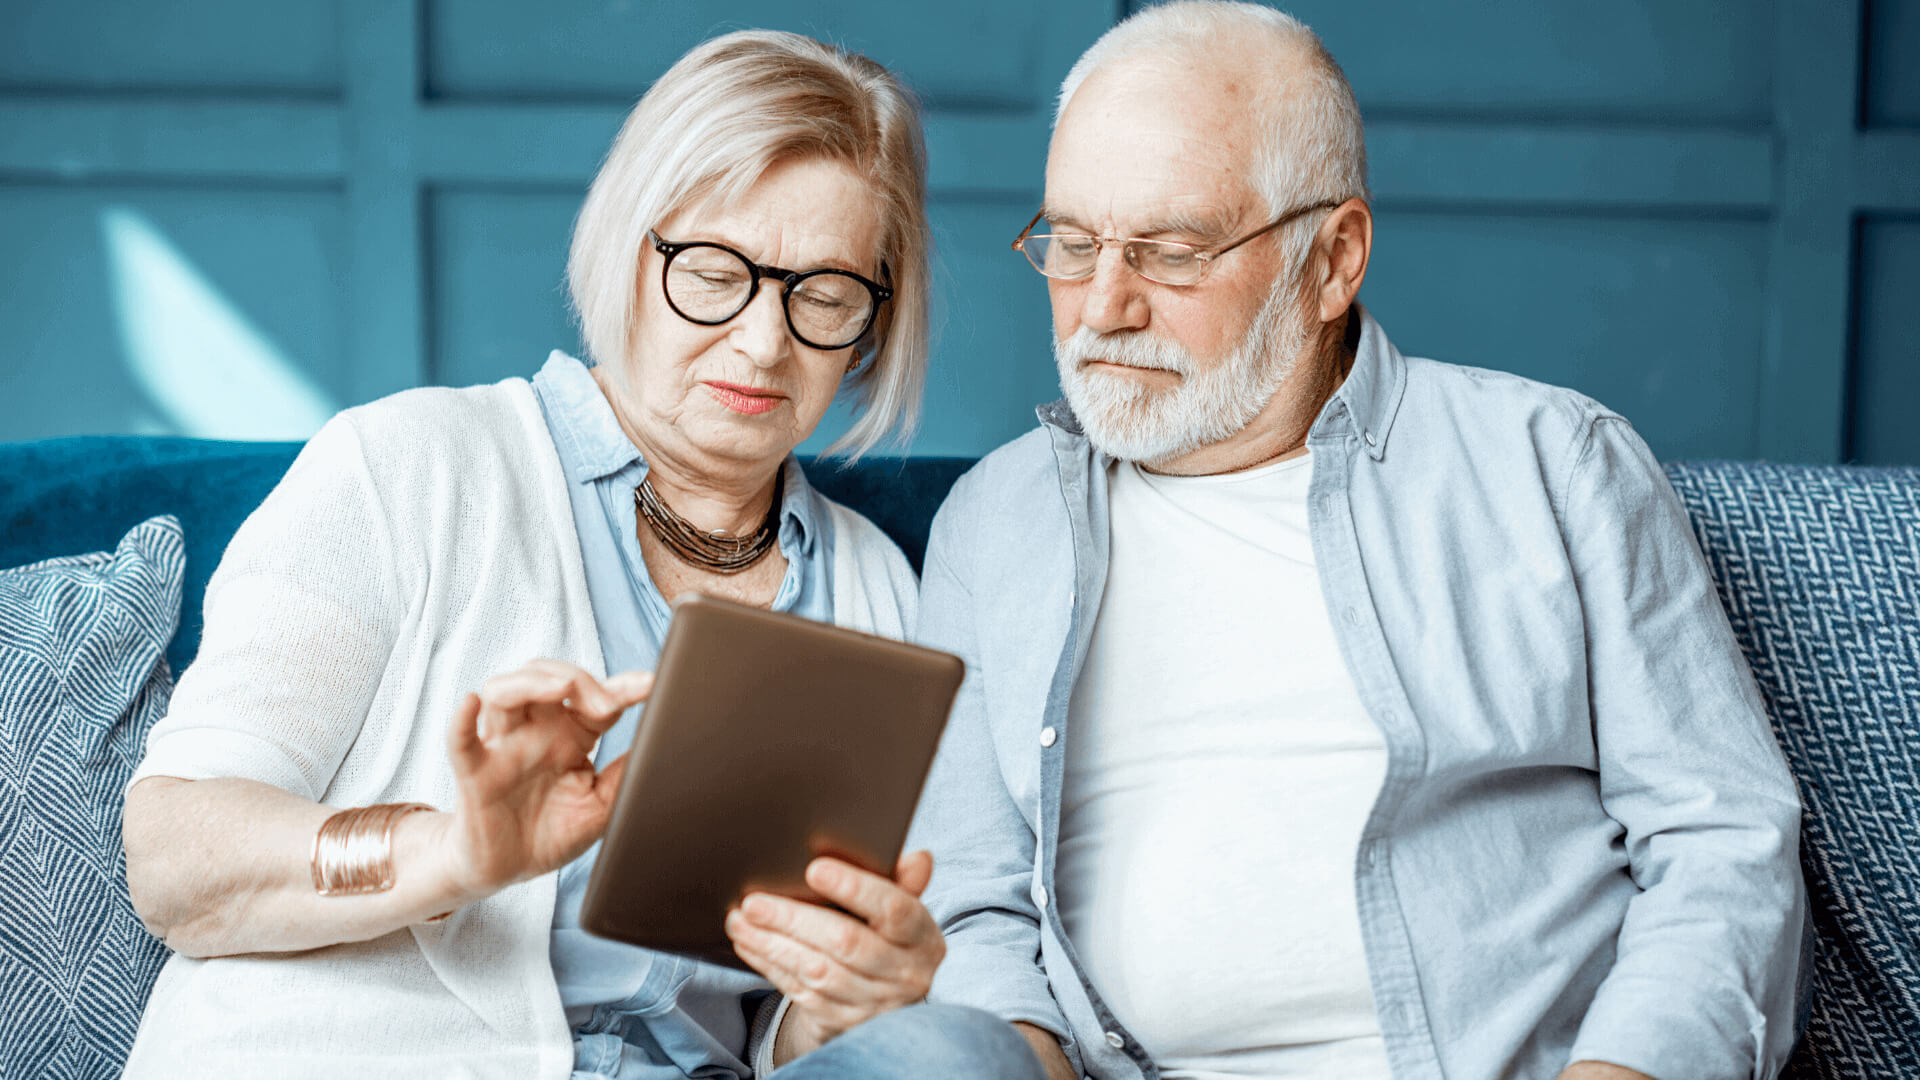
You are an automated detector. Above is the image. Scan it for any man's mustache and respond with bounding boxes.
[1057,329,1192,375]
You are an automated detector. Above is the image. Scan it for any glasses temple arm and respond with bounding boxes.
[1207,198,1348,260]
[1012,209,1047,251]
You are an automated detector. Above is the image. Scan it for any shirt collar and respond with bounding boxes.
[1035,303,1406,462]
[535,351,644,484]
[533,350,821,556]
[1322,303,1407,461]
[774,453,822,559]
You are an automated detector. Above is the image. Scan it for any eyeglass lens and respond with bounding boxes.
[664,244,876,349]
[1021,231,1205,285]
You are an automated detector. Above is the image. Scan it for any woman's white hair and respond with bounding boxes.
[1055,1,1369,275]
[568,30,931,459]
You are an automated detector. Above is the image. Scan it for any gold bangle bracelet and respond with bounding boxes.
[310,802,434,897]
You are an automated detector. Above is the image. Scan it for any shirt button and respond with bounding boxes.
[1040,726,1057,747]
[1104,1030,1125,1049]
[1365,842,1381,867]
[1364,430,1378,448]
[1345,607,1361,626]
[1034,885,1048,908]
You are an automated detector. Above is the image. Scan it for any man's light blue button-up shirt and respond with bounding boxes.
[908,309,1807,1080]
[530,351,834,1080]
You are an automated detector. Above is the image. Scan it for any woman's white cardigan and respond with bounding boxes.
[123,379,920,1078]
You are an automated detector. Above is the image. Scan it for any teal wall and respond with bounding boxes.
[2,0,1915,464]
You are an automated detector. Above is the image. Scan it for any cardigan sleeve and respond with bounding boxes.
[825,500,919,641]
[131,413,411,803]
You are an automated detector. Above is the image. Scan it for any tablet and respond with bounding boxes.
[579,592,965,970]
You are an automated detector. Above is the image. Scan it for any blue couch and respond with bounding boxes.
[2,435,1916,1078]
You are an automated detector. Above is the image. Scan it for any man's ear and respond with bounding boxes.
[1314,198,1373,324]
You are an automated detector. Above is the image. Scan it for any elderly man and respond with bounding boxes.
[904,3,1806,1079]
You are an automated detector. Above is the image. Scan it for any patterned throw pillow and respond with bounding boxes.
[0,516,183,1079]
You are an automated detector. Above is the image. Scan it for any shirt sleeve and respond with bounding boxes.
[1561,416,1807,1079]
[904,486,1081,1066]
[747,993,789,1076]
[130,413,408,802]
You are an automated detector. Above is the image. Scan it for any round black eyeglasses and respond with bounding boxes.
[650,230,893,352]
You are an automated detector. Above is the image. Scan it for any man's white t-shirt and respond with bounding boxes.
[1055,452,1393,1079]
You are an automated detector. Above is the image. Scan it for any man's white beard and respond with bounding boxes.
[1054,280,1313,466]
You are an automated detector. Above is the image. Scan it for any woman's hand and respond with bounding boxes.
[439,660,653,898]
[725,850,946,1062]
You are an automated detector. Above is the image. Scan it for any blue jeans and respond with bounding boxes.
[767,1003,1048,1080]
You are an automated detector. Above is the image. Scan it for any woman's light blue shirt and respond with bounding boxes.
[530,351,834,1080]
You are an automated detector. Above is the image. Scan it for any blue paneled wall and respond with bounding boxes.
[2,0,1915,464]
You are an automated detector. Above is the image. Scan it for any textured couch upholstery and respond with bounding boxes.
[0,436,1915,1078]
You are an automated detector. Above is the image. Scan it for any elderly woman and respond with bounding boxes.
[118,31,1044,1080]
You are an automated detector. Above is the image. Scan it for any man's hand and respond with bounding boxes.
[1559,1062,1656,1080]
[440,660,652,898]
[726,850,946,1062]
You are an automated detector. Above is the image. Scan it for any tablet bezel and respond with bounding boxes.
[578,593,964,970]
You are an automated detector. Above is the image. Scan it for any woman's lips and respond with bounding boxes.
[705,382,785,416]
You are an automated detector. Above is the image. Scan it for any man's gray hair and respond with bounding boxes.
[1055,1,1369,274]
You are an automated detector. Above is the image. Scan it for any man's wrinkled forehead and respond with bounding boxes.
[1044,64,1265,236]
